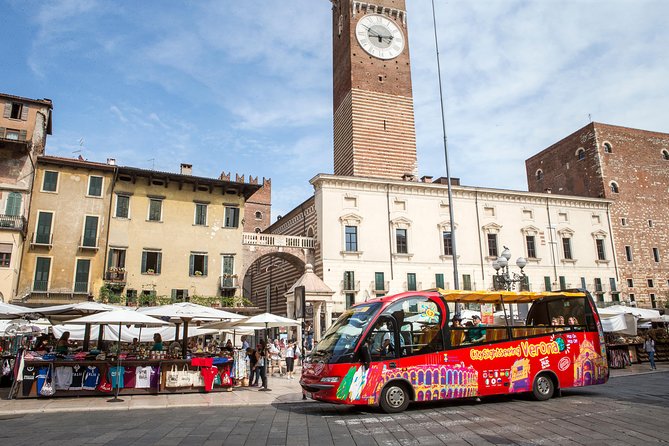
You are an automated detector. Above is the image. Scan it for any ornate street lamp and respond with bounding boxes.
[492,246,528,291]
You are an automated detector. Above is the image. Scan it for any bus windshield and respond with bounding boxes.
[310,302,381,363]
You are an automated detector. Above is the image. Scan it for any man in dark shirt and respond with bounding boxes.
[465,315,486,343]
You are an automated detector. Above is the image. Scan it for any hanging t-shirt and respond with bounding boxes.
[123,366,136,388]
[135,366,152,389]
[201,366,219,392]
[70,365,85,390]
[54,366,73,390]
[108,366,125,389]
[82,366,100,390]
[36,366,50,395]
[149,366,160,388]
[22,366,37,396]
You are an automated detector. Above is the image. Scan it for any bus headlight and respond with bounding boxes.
[320,377,341,383]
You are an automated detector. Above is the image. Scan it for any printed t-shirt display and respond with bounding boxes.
[82,366,100,390]
[108,366,125,389]
[135,366,152,389]
[54,366,73,390]
[123,367,136,388]
[22,366,37,396]
[70,365,85,390]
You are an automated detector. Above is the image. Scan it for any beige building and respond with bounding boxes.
[0,94,52,302]
[17,156,114,304]
[106,164,261,304]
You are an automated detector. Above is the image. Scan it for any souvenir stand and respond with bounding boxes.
[0,302,37,392]
[13,304,245,399]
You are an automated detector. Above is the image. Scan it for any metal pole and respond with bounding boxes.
[431,0,459,291]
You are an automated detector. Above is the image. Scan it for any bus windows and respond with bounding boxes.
[523,295,591,336]
[388,296,443,357]
[367,317,397,361]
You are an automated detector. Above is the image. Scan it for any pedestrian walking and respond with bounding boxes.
[644,335,657,370]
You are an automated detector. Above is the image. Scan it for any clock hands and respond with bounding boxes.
[362,24,394,45]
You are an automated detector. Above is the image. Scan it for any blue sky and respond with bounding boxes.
[3,0,668,220]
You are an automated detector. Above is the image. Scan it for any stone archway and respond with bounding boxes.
[242,252,306,317]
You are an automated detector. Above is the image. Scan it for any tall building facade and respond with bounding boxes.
[0,93,52,302]
[526,122,669,309]
[332,0,417,180]
[18,157,115,304]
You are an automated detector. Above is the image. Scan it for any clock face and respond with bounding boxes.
[355,14,405,60]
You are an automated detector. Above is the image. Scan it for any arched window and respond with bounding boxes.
[254,211,262,220]
[576,148,585,161]
[254,227,261,233]
[662,149,669,161]
[603,142,613,153]
[610,182,619,194]
[535,169,543,181]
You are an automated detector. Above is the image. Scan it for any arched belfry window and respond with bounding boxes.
[661,149,669,161]
[576,148,585,161]
[603,142,613,153]
[536,169,543,181]
[610,181,619,194]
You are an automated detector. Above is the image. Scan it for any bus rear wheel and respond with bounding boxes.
[379,382,410,413]
[532,374,555,401]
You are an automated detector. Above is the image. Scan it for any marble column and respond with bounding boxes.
[312,301,323,342]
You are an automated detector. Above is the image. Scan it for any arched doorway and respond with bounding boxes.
[242,253,305,318]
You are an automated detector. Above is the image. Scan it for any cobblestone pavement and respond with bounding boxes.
[0,372,667,446]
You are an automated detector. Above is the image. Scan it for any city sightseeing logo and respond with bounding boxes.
[470,340,561,361]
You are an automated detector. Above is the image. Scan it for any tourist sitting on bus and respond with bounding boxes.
[451,316,462,327]
[567,316,579,325]
[378,338,395,357]
[464,315,486,343]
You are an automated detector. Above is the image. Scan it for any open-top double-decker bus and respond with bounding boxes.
[300,289,608,413]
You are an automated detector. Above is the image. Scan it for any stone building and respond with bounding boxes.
[17,156,115,304]
[526,122,669,309]
[0,93,52,302]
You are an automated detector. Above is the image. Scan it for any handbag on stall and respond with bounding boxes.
[177,366,192,387]
[191,368,205,387]
[165,365,180,388]
[96,373,112,393]
[39,365,56,397]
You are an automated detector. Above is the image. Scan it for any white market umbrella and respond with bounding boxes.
[34,302,125,349]
[0,302,35,320]
[139,302,244,358]
[67,309,170,403]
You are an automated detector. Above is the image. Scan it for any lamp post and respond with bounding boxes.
[492,246,528,292]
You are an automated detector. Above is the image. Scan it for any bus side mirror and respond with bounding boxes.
[359,343,371,368]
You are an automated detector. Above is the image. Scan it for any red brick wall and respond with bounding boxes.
[526,122,669,308]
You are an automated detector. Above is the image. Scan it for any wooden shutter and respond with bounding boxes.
[189,254,194,275]
[3,103,10,119]
[0,127,5,138]
[141,251,147,273]
[6,192,21,216]
[171,289,177,303]
[203,255,208,276]
[156,252,162,274]
[19,130,27,141]
[20,105,29,121]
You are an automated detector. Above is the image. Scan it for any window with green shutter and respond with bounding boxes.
[189,252,208,276]
[115,195,130,218]
[374,272,385,291]
[195,203,207,226]
[435,273,445,289]
[5,192,21,216]
[74,259,90,293]
[35,212,53,244]
[82,216,98,247]
[88,176,103,197]
[148,199,162,221]
[544,276,552,291]
[42,171,58,192]
[224,206,239,228]
[142,250,162,274]
[462,274,472,291]
[34,257,51,291]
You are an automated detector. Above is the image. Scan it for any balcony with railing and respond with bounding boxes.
[104,269,127,284]
[242,232,315,249]
[19,281,90,303]
[341,280,360,292]
[0,214,26,234]
[30,232,53,248]
[220,275,239,289]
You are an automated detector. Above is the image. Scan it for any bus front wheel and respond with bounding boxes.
[532,374,554,401]
[379,382,410,413]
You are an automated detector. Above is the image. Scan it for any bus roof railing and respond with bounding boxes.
[429,288,586,304]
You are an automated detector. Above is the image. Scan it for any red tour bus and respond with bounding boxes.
[300,289,609,413]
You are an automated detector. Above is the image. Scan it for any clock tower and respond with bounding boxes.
[331,0,417,180]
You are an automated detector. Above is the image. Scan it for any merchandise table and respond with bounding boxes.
[15,356,235,399]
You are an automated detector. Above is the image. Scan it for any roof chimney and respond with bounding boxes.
[106,158,116,166]
[180,163,193,176]
[421,175,433,183]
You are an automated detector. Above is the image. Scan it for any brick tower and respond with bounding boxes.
[331,0,417,180]
[526,122,669,309]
